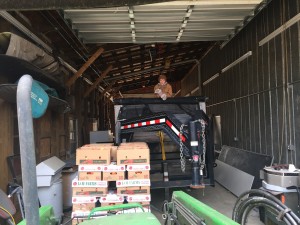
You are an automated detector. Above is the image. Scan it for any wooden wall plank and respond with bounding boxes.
[0,100,14,191]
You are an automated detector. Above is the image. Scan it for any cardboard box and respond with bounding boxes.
[100,194,124,203]
[127,195,151,202]
[103,165,126,172]
[128,171,150,180]
[111,146,118,162]
[82,143,113,148]
[72,178,108,187]
[76,145,111,165]
[72,203,95,212]
[78,171,102,181]
[118,142,148,149]
[72,196,97,204]
[117,143,149,165]
[116,179,151,187]
[73,187,108,196]
[102,171,125,181]
[117,186,150,195]
[102,165,125,181]
[101,202,123,207]
[126,164,150,171]
[78,164,103,171]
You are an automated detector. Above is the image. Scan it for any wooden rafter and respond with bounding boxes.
[66,47,104,87]
[84,65,113,97]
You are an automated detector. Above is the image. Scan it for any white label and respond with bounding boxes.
[72,196,97,203]
[103,165,125,172]
[126,164,150,171]
[116,179,151,187]
[78,165,104,171]
[127,195,151,202]
[72,178,108,187]
[100,195,124,203]
[190,141,198,146]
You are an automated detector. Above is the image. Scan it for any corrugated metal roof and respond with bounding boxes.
[64,0,265,44]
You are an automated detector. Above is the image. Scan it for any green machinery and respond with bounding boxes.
[17,206,56,225]
[163,191,239,225]
[77,191,239,225]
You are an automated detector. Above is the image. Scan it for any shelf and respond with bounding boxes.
[0,84,71,113]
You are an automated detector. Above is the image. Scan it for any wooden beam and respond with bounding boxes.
[66,47,104,87]
[97,81,116,102]
[84,65,113,98]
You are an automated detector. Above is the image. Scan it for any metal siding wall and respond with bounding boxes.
[181,67,199,96]
[199,0,300,166]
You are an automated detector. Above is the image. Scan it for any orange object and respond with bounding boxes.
[280,194,286,204]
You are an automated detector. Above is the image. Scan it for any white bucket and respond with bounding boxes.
[38,179,63,221]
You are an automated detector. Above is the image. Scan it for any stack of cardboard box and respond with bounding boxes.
[72,144,112,224]
[117,142,151,212]
[71,142,151,224]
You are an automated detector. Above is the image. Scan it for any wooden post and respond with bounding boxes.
[66,47,104,87]
[84,65,113,98]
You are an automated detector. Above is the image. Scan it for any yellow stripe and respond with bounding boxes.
[0,205,16,225]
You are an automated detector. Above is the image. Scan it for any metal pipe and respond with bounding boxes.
[115,120,121,145]
[189,121,201,187]
[17,75,40,225]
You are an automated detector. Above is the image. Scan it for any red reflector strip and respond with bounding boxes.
[121,118,186,142]
[166,120,186,142]
[121,118,165,129]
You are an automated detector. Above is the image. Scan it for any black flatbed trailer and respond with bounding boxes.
[113,96,215,197]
